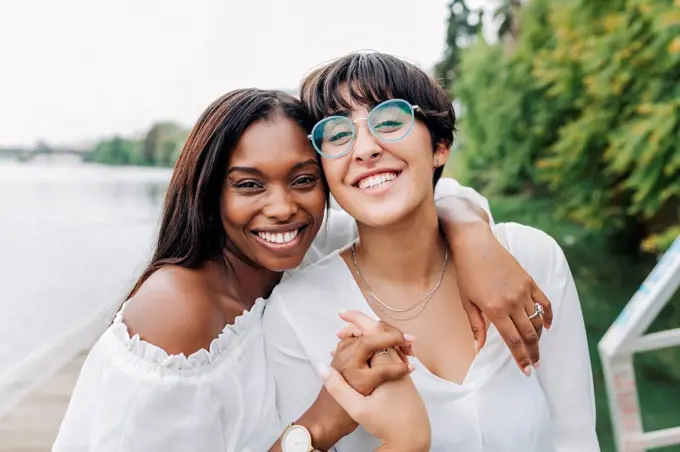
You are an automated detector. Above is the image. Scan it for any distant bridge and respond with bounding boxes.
[0,147,89,162]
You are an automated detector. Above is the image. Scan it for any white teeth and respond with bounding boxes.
[257,228,300,244]
[357,172,398,189]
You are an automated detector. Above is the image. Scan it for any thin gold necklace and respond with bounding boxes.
[350,240,448,321]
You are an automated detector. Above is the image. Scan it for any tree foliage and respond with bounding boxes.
[86,122,188,168]
[435,0,521,87]
[450,0,680,252]
[435,0,482,87]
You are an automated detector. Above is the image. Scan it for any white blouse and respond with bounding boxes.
[53,178,489,452]
[263,223,600,452]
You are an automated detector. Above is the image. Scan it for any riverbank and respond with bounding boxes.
[0,161,168,427]
[0,351,86,451]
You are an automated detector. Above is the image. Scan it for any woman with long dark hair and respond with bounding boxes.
[53,87,552,452]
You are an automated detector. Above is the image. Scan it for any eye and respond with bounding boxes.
[373,120,404,132]
[292,175,319,187]
[328,130,353,143]
[232,179,264,191]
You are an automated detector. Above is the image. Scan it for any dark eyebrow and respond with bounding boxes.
[291,159,320,172]
[226,159,319,177]
[227,166,264,177]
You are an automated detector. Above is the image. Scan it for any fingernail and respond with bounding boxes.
[403,333,416,342]
[337,308,348,316]
[533,360,540,369]
[329,350,335,357]
[315,362,331,379]
[474,340,480,353]
[523,365,532,377]
[408,364,416,373]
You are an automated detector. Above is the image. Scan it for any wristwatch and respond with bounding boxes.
[281,423,319,452]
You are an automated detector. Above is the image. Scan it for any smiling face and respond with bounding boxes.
[221,115,326,272]
[300,52,457,229]
[320,94,450,228]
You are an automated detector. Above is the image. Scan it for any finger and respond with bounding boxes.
[531,283,553,330]
[511,303,541,370]
[358,318,414,356]
[354,331,409,363]
[397,342,414,358]
[339,310,382,335]
[369,345,401,366]
[494,318,533,376]
[462,299,486,352]
[337,324,363,339]
[360,362,413,390]
[316,362,366,419]
[525,299,544,345]
[395,347,409,364]
[374,323,414,356]
[334,336,356,354]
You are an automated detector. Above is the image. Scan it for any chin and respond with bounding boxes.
[353,205,412,229]
[259,255,305,273]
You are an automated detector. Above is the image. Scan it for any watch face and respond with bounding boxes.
[283,425,311,452]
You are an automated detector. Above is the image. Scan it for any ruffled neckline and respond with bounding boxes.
[108,297,267,371]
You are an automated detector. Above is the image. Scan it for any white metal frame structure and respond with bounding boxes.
[598,235,680,451]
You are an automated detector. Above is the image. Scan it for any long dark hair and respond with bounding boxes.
[128,89,320,298]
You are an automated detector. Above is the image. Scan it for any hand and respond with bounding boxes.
[295,313,415,450]
[329,326,414,396]
[443,219,553,374]
[319,311,430,451]
[335,312,414,364]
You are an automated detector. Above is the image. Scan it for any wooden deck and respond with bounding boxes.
[0,351,86,452]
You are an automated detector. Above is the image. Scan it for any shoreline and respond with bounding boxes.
[0,350,87,451]
[0,303,114,420]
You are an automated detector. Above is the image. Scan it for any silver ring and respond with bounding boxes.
[528,303,544,320]
[373,349,389,357]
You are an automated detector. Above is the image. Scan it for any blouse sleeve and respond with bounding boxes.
[52,301,282,452]
[501,223,599,451]
[302,178,493,268]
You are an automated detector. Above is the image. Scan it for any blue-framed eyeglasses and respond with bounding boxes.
[308,98,421,159]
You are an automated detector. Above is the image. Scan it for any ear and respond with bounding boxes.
[432,140,451,169]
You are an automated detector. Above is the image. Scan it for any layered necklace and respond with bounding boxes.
[350,240,448,321]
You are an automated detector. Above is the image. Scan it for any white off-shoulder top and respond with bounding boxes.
[52,179,490,452]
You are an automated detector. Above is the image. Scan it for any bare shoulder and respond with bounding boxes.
[123,265,233,356]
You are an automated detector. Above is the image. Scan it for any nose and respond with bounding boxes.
[351,121,382,163]
[262,186,298,222]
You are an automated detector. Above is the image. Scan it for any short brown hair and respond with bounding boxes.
[300,52,456,184]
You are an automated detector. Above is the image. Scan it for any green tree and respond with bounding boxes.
[86,136,144,165]
[86,122,188,168]
[450,0,680,252]
[435,0,523,87]
[143,122,188,167]
[434,0,482,88]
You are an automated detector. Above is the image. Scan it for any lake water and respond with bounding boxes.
[0,159,171,416]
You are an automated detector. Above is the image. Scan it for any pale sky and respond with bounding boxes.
[0,0,482,147]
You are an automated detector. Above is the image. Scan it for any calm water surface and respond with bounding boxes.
[0,159,170,414]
